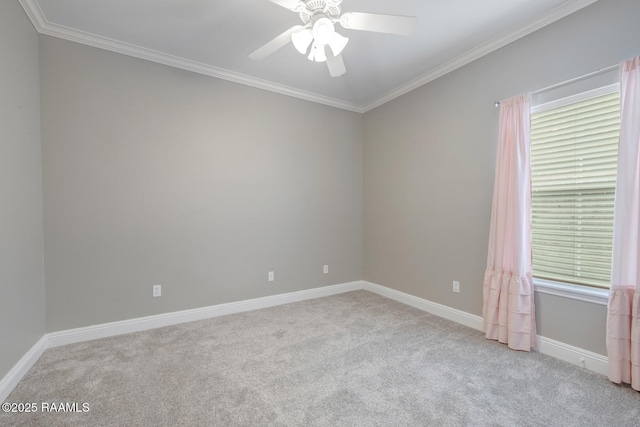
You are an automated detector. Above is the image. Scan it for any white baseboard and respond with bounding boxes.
[362,281,609,376]
[362,281,484,331]
[537,335,608,376]
[0,336,47,403]
[1,279,610,402]
[47,280,364,348]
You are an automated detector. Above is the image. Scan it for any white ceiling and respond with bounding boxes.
[19,0,598,112]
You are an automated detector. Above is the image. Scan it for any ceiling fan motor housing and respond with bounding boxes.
[299,0,342,25]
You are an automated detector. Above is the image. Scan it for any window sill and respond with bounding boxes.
[533,278,610,306]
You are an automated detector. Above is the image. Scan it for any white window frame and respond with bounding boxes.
[530,83,620,306]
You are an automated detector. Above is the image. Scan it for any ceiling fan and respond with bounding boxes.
[249,0,417,77]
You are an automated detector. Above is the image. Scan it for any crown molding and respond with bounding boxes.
[362,0,600,112]
[17,0,46,30]
[19,0,598,114]
[17,0,364,113]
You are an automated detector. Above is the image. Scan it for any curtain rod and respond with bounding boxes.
[494,63,619,107]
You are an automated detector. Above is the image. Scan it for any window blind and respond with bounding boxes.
[530,90,620,288]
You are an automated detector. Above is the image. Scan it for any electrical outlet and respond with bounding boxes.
[452,281,460,293]
[323,265,329,274]
[268,271,274,282]
[153,284,162,297]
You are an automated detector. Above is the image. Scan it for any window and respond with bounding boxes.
[530,86,620,289]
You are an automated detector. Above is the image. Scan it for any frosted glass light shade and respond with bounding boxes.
[312,17,334,45]
[291,28,313,54]
[328,31,348,56]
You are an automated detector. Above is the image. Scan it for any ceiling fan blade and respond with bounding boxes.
[326,50,346,78]
[268,0,306,12]
[339,12,417,35]
[249,25,304,60]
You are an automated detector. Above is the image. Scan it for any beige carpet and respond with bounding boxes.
[1,290,638,426]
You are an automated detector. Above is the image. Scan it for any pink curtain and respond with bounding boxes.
[607,56,640,391]
[483,94,537,351]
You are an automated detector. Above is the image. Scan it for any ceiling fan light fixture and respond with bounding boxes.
[291,28,313,54]
[328,31,348,56]
[312,17,335,46]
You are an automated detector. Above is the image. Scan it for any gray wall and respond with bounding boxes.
[363,0,640,356]
[39,37,364,332]
[0,1,46,379]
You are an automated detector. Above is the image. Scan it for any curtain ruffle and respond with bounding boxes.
[607,287,640,391]
[483,268,537,351]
